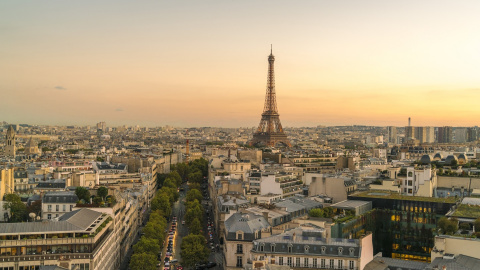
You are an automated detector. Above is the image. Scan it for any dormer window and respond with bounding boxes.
[236,231,244,240]
[349,248,355,255]
[288,244,293,253]
[260,244,264,252]
[338,247,343,254]
[304,245,309,253]
[271,244,275,252]
[321,246,326,253]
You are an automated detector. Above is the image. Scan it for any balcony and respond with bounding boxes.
[0,237,95,248]
[0,252,92,263]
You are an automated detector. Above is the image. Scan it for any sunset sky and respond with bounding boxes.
[2,1,480,127]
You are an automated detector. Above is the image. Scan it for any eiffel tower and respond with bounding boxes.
[250,47,291,147]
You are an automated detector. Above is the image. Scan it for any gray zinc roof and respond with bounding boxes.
[0,208,102,235]
[42,191,78,203]
[225,212,270,237]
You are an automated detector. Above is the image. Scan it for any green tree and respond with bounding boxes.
[149,210,167,225]
[133,237,161,256]
[180,234,209,267]
[190,158,209,177]
[172,162,190,181]
[474,217,480,231]
[168,171,182,186]
[151,195,172,218]
[92,196,103,206]
[75,186,91,202]
[143,221,165,241]
[185,201,204,225]
[129,253,157,270]
[189,182,201,192]
[27,200,42,217]
[163,178,177,189]
[97,186,108,200]
[189,218,202,235]
[308,208,325,218]
[187,171,202,184]
[437,217,448,233]
[186,189,203,203]
[3,194,27,222]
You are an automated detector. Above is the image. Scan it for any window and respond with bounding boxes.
[47,214,51,220]
[63,205,66,211]
[288,245,292,253]
[236,256,243,267]
[279,257,283,265]
[349,260,355,269]
[236,231,243,240]
[408,172,413,177]
[48,205,52,211]
[304,258,308,267]
[236,244,243,254]
[70,205,73,211]
[338,247,343,254]
[296,257,300,267]
[330,259,334,268]
[321,246,326,253]
[287,257,292,266]
[271,245,275,252]
[304,245,309,253]
[321,259,326,268]
[312,258,317,268]
[56,205,59,211]
[260,245,264,252]
[338,259,343,268]
[408,180,413,186]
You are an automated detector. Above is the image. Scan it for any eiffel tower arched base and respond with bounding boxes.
[249,132,291,147]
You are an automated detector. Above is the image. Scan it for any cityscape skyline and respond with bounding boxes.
[2,1,480,127]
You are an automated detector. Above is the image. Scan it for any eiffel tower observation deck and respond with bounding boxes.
[250,47,291,147]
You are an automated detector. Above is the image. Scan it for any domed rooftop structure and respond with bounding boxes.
[420,155,433,164]
[457,153,468,165]
[433,153,443,161]
[445,155,458,165]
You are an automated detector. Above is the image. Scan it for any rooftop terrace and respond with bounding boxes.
[351,190,458,203]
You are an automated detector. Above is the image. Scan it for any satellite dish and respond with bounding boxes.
[29,213,36,221]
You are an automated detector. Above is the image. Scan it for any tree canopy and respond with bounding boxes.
[97,186,108,199]
[3,194,27,222]
[133,237,161,256]
[180,234,209,267]
[75,186,91,202]
[129,253,157,270]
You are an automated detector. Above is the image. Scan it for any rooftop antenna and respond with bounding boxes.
[270,44,272,54]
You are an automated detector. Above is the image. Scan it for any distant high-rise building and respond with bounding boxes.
[454,128,467,143]
[437,126,453,143]
[5,125,15,157]
[425,126,435,143]
[467,127,478,142]
[96,121,106,131]
[387,126,397,144]
[250,47,291,147]
[405,126,415,140]
[415,126,426,143]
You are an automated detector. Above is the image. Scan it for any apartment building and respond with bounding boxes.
[250,227,373,270]
[0,209,117,270]
[223,212,271,269]
[42,192,78,220]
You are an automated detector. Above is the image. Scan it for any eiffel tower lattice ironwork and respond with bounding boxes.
[250,47,291,147]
